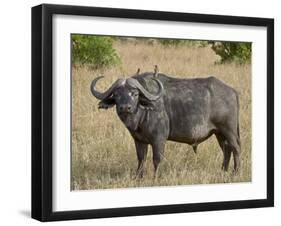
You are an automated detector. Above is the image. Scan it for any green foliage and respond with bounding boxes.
[209,42,251,64]
[72,35,121,69]
[159,39,186,46]
[159,39,209,48]
[158,38,251,64]
[159,39,206,47]
[197,41,209,47]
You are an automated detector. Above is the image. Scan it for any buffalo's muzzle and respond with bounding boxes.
[118,105,133,113]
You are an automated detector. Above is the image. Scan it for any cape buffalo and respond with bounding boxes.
[90,67,240,178]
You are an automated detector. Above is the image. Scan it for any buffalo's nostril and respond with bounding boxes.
[119,105,132,113]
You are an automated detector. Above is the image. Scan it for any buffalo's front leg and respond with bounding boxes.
[134,140,148,178]
[152,141,165,178]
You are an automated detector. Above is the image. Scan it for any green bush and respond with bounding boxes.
[209,41,251,64]
[159,39,210,49]
[159,39,205,47]
[72,35,121,69]
[159,39,186,46]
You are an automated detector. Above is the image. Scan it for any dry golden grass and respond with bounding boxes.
[71,41,251,190]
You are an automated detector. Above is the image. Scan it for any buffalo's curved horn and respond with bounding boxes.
[126,78,163,101]
[91,76,125,100]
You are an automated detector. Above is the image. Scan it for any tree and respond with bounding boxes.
[209,41,251,64]
[72,35,121,69]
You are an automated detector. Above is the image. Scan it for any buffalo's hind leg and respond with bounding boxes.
[215,133,232,171]
[220,130,241,173]
[134,140,148,178]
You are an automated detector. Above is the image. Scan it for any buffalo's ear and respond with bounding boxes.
[98,96,116,109]
[139,95,155,110]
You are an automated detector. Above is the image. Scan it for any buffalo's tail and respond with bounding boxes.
[236,91,241,147]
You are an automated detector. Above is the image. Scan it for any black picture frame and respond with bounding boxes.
[31,3,274,222]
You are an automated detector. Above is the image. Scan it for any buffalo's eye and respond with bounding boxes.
[128,92,137,97]
[128,91,138,98]
[129,92,138,98]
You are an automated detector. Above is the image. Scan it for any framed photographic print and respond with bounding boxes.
[31,4,274,221]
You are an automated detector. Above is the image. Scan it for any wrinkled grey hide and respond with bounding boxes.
[91,72,241,178]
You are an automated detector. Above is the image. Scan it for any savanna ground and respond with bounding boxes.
[71,39,251,190]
